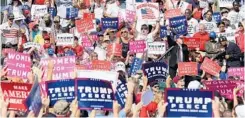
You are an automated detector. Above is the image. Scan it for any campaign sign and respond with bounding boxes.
[129,40,146,53]
[228,67,244,80]
[147,42,166,55]
[80,35,93,47]
[129,58,143,76]
[171,23,188,35]
[40,56,76,80]
[92,60,111,71]
[6,52,31,79]
[166,89,213,117]
[136,3,159,20]
[169,16,187,27]
[76,78,114,110]
[126,10,136,23]
[23,42,41,49]
[1,82,32,110]
[183,37,200,50]
[200,57,221,76]
[160,26,168,38]
[46,79,75,106]
[101,18,119,30]
[142,61,168,84]
[178,62,198,77]
[107,43,122,57]
[31,5,47,20]
[164,9,182,19]
[115,78,128,108]
[48,7,56,17]
[212,12,221,23]
[66,7,78,19]
[75,18,95,33]
[2,48,15,55]
[83,13,95,20]
[56,33,74,46]
[203,80,244,99]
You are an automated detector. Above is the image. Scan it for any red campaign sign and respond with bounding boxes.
[2,48,15,55]
[178,62,197,77]
[200,57,221,76]
[107,43,122,57]
[75,18,94,33]
[228,67,244,80]
[164,9,182,19]
[92,60,111,71]
[183,37,200,50]
[83,13,95,20]
[81,35,93,47]
[129,40,146,53]
[6,52,31,79]
[203,80,244,99]
[1,82,32,110]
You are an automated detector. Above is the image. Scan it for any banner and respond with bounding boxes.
[136,3,159,20]
[23,42,41,49]
[1,82,32,110]
[171,22,188,35]
[147,42,166,55]
[203,80,244,99]
[129,58,143,76]
[169,16,187,27]
[92,60,111,71]
[216,30,236,43]
[101,18,119,30]
[107,43,122,57]
[76,78,114,110]
[31,5,47,19]
[178,62,197,76]
[142,61,168,84]
[164,9,182,19]
[115,78,128,108]
[7,52,31,79]
[129,40,146,53]
[126,10,136,23]
[200,57,221,76]
[48,7,56,17]
[66,7,78,19]
[183,37,200,50]
[166,89,213,117]
[219,0,234,8]
[46,79,75,106]
[160,26,168,38]
[212,12,221,23]
[227,67,244,80]
[40,56,76,80]
[75,18,95,33]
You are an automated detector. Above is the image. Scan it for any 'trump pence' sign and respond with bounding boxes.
[101,18,119,30]
[166,89,213,117]
[56,33,74,46]
[76,78,114,110]
[147,42,166,55]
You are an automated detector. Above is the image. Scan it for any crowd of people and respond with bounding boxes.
[0,0,245,117]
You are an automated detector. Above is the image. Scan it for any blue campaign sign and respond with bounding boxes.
[142,61,168,84]
[46,79,75,106]
[76,78,114,110]
[166,89,213,117]
[101,18,119,30]
[212,12,221,23]
[66,7,78,19]
[49,7,56,17]
[169,16,187,27]
[171,23,188,35]
[129,58,143,76]
[160,26,168,38]
[25,79,42,116]
[115,77,128,108]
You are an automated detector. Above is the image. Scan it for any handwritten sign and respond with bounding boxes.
[23,42,41,49]
[136,3,159,20]
[56,33,74,46]
[129,40,146,53]
[147,42,166,55]
[92,60,111,71]
[164,9,182,19]
[200,57,221,76]
[75,18,95,33]
[183,37,200,50]
[227,67,244,80]
[178,62,198,76]
[101,18,119,30]
[107,43,122,57]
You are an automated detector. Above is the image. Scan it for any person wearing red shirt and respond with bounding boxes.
[235,22,245,66]
[193,24,210,51]
[72,36,83,57]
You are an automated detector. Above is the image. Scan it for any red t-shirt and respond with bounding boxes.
[235,31,245,53]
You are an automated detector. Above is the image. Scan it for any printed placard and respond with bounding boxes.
[1,82,32,110]
[171,23,188,35]
[227,67,244,80]
[75,18,95,33]
[126,10,136,23]
[203,80,244,99]
[200,57,221,76]
[164,9,182,19]
[92,60,111,71]
[166,89,213,117]
[129,58,143,76]
[115,78,128,108]
[136,3,159,20]
[212,12,221,23]
[6,52,31,79]
[160,26,168,38]
[23,42,41,49]
[183,37,200,50]
[178,62,198,76]
[169,16,187,27]
[80,35,93,47]
[40,56,76,80]
[219,0,235,8]
[66,7,78,19]
[101,18,119,30]
[76,78,114,110]
[142,61,168,84]
[31,5,47,20]
[129,40,146,53]
[83,13,95,19]
[46,79,75,106]
[48,7,56,17]
[147,42,166,55]
[107,43,122,57]
[56,33,74,46]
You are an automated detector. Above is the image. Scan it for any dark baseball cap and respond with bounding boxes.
[8,13,15,20]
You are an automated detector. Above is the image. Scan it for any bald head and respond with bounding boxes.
[199,24,206,34]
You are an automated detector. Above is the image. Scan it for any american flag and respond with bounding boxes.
[2,29,18,38]
[141,8,156,19]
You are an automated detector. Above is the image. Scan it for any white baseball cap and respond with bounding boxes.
[114,62,126,72]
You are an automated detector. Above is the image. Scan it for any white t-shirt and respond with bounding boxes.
[199,20,217,32]
[106,2,120,17]
[94,46,107,60]
[227,10,245,25]
[187,18,199,37]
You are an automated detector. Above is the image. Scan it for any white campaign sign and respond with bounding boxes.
[147,42,166,54]
[31,5,47,20]
[136,3,159,20]
[23,42,41,49]
[56,33,74,46]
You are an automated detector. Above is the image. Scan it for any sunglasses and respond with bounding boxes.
[238,25,243,27]
[141,27,148,30]
[8,19,14,21]
[153,85,159,88]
